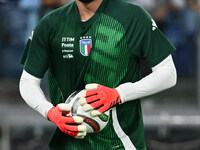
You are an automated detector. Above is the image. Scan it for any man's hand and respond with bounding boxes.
[47,103,86,139]
[79,84,121,116]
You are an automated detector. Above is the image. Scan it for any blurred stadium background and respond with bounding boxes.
[0,0,200,150]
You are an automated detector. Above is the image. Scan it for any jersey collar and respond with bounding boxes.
[73,0,108,28]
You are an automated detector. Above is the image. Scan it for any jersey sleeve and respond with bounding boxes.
[20,16,51,78]
[128,6,176,67]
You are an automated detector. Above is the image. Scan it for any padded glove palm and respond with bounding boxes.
[47,103,86,139]
[79,84,121,116]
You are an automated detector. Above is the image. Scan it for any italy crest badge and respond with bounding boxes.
[80,39,92,56]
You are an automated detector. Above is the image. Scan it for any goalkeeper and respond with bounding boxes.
[19,0,177,149]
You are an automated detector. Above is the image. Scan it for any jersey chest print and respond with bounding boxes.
[61,37,75,59]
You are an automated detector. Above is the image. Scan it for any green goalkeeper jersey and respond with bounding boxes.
[21,0,175,149]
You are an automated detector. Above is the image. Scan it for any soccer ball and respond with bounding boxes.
[65,90,110,133]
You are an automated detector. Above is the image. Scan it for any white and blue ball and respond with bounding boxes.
[65,90,110,133]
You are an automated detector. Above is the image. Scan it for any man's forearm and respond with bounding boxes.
[19,70,54,118]
[116,55,177,103]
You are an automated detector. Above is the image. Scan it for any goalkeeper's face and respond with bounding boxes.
[78,0,95,4]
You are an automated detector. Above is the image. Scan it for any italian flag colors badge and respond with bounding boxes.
[80,39,92,56]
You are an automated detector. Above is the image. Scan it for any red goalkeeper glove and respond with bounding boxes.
[47,103,86,139]
[79,84,121,116]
